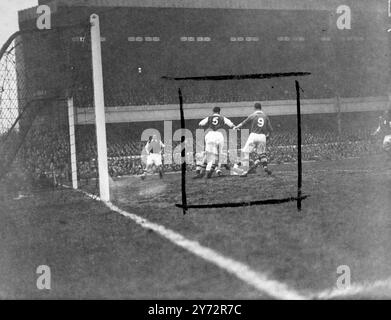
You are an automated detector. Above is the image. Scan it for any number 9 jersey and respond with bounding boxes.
[242,111,273,135]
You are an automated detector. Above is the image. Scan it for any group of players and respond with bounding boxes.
[141,102,274,180]
[194,103,273,179]
[141,100,391,180]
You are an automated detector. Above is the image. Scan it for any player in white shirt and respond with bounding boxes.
[141,135,165,179]
[194,107,235,179]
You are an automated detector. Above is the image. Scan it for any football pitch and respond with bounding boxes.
[1,155,391,299]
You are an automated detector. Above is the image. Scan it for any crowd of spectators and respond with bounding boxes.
[75,73,385,108]
[71,120,383,178]
[102,128,382,177]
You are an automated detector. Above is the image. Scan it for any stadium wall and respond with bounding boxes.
[75,96,389,124]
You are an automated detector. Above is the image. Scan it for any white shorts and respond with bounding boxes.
[205,131,224,155]
[383,135,391,152]
[146,153,162,166]
[243,133,267,154]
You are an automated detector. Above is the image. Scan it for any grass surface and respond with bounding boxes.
[1,155,390,299]
[113,155,391,297]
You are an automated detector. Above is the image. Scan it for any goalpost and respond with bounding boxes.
[65,13,109,201]
[67,97,78,190]
[89,14,110,201]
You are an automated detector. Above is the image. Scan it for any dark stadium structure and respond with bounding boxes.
[18,0,389,116]
[11,0,390,178]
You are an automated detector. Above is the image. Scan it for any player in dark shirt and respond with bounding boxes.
[234,102,273,177]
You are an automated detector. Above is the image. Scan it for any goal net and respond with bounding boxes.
[0,20,96,198]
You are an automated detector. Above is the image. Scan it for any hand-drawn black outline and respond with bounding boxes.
[162,72,311,81]
[163,72,311,213]
[296,80,303,210]
[178,88,188,214]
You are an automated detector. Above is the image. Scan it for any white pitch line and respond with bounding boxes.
[312,277,391,299]
[77,189,391,300]
[81,191,306,300]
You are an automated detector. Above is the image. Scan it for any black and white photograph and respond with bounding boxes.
[0,0,391,307]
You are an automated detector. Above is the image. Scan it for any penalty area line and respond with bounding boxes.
[81,190,306,300]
